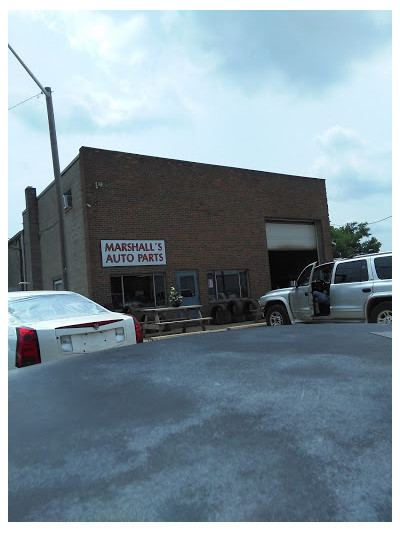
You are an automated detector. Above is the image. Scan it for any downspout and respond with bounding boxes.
[20,232,27,290]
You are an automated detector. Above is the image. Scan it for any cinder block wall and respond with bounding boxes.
[78,147,332,306]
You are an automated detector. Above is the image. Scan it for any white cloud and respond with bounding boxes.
[315,125,368,154]
[310,125,391,201]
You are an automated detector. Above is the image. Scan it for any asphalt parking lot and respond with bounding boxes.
[9,322,392,522]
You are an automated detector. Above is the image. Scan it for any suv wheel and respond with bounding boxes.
[265,304,291,326]
[369,301,392,324]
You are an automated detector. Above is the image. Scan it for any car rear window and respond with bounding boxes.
[8,294,107,323]
[374,256,392,280]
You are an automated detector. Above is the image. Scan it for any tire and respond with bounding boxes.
[211,306,223,324]
[231,314,246,323]
[369,301,392,324]
[231,300,244,316]
[242,299,260,321]
[265,304,291,326]
[212,306,232,325]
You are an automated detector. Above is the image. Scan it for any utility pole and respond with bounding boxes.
[8,44,68,290]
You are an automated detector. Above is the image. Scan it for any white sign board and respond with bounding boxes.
[101,240,166,267]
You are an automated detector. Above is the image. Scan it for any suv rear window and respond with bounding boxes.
[374,256,392,280]
[334,259,369,284]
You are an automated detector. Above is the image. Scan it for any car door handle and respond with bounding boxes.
[362,288,371,293]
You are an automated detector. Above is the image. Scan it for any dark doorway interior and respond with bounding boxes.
[268,250,318,289]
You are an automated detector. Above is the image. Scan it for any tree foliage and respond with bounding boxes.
[330,222,381,258]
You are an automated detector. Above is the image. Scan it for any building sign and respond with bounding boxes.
[101,240,166,267]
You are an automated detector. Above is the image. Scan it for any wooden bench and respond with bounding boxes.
[138,305,213,336]
[141,317,212,334]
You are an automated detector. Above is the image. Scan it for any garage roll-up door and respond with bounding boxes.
[266,222,316,250]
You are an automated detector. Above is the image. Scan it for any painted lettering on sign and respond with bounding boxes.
[101,240,166,267]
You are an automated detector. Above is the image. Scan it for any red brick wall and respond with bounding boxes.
[78,147,332,306]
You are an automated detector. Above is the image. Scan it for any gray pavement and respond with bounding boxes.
[8,323,392,522]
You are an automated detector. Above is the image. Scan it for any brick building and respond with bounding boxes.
[9,146,333,320]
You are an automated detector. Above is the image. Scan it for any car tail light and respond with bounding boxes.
[132,316,143,343]
[16,327,41,367]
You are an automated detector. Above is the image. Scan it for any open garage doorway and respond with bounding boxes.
[266,221,319,289]
[268,250,318,289]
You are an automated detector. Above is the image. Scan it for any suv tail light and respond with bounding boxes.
[16,327,41,367]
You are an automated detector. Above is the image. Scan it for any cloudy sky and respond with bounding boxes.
[7,7,393,251]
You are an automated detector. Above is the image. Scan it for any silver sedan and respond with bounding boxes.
[8,290,142,370]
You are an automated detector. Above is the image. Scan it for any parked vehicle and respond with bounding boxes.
[8,291,143,370]
[259,252,392,326]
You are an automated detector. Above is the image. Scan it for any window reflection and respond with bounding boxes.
[111,274,166,309]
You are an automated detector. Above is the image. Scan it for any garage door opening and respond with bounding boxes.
[266,221,319,289]
[268,250,318,289]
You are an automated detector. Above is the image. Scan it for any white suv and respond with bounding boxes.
[259,252,392,326]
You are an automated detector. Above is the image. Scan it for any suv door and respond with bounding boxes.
[329,258,372,319]
[289,262,317,320]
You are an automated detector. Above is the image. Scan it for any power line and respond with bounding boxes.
[367,216,392,225]
[8,92,43,110]
[331,216,391,227]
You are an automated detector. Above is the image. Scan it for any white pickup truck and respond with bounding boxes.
[259,252,392,326]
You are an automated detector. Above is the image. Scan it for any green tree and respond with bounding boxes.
[330,222,381,258]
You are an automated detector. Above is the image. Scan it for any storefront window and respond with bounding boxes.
[207,270,249,301]
[110,274,166,309]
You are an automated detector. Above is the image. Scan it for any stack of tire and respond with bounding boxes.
[210,298,260,325]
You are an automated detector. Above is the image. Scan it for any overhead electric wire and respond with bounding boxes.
[8,91,43,110]
[366,216,392,225]
[331,215,391,227]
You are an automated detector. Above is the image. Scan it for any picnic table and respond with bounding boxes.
[139,305,212,336]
